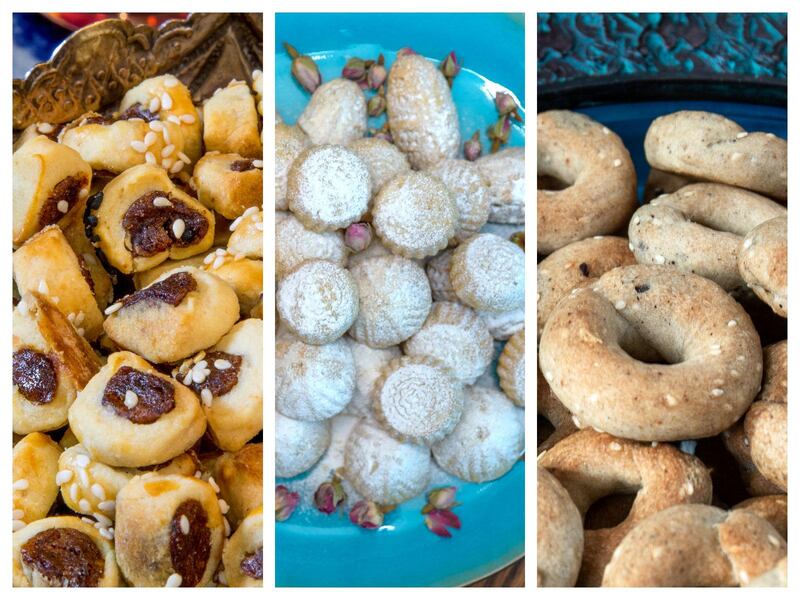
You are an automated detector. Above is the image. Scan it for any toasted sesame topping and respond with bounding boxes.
[201,388,213,407]
[169,160,184,174]
[731,152,742,161]
[218,498,230,514]
[653,255,666,264]
[37,279,49,294]
[55,470,73,485]
[161,92,173,110]
[104,302,123,315]
[75,453,91,468]
[177,151,191,164]
[612,158,622,167]
[664,394,678,406]
[167,115,181,125]
[56,200,69,214]
[743,237,752,249]
[124,390,139,409]
[130,140,148,153]
[544,371,554,382]
[153,196,172,208]
[145,151,157,165]
[12,479,29,491]
[172,219,186,239]
[179,514,190,534]
[608,442,622,452]
[180,113,196,124]
[165,573,182,587]
[37,122,55,133]
[614,300,626,310]
[79,498,91,512]
[711,388,724,397]
[12,519,26,532]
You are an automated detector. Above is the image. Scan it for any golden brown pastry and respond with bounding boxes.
[222,507,263,587]
[13,433,61,532]
[203,80,262,158]
[201,250,263,316]
[212,443,262,528]
[192,151,263,219]
[227,208,263,259]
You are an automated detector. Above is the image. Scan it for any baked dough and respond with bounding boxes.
[13,226,104,340]
[13,516,119,587]
[174,319,263,452]
[115,474,225,587]
[227,208,263,259]
[13,293,102,434]
[201,250,263,316]
[203,80,262,158]
[222,507,263,587]
[192,151,263,219]
[13,433,61,531]
[68,351,207,468]
[103,267,239,363]
[13,135,92,246]
[87,164,215,274]
[213,443,262,528]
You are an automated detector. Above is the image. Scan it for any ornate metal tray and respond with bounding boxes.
[13,12,262,130]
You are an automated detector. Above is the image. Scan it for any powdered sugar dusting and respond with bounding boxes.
[475,147,525,224]
[297,78,368,146]
[275,212,347,279]
[343,338,402,417]
[452,233,525,313]
[427,158,491,241]
[275,412,331,478]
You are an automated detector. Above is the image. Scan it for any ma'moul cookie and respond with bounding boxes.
[372,355,464,446]
[426,158,490,243]
[275,411,331,478]
[343,419,431,504]
[450,233,525,313]
[277,260,359,345]
[275,123,310,210]
[498,328,525,406]
[275,334,355,421]
[372,172,458,259]
[348,137,411,196]
[344,337,402,418]
[297,78,367,146]
[275,211,347,280]
[349,255,432,348]
[287,144,371,232]
[432,386,524,483]
[403,301,494,385]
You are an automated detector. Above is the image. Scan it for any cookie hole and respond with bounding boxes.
[584,492,637,530]
[617,331,670,365]
[537,174,571,191]
[537,414,555,449]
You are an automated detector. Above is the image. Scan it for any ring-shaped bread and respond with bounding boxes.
[738,215,787,317]
[537,466,583,587]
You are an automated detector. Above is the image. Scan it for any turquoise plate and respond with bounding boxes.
[275,13,525,587]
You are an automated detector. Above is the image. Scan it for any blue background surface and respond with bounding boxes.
[275,13,525,587]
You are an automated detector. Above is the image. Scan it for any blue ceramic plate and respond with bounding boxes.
[275,13,525,588]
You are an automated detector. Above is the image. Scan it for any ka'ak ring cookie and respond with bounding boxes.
[114,474,224,587]
[86,164,215,275]
[538,466,583,587]
[13,135,92,247]
[644,110,787,201]
[13,433,61,532]
[222,507,263,587]
[738,215,787,318]
[103,267,239,364]
[628,183,785,290]
[68,351,206,468]
[13,515,120,587]
[539,265,763,441]
[537,111,637,255]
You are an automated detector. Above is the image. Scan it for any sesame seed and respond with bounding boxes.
[544,371,554,382]
[180,514,190,534]
[736,132,748,139]
[653,255,666,264]
[224,517,231,537]
[172,219,186,239]
[13,509,24,520]
[164,76,179,88]
[730,369,739,377]
[51,296,60,305]
[94,512,112,527]
[167,115,181,125]
[571,415,581,428]
[169,160,184,174]
[212,256,226,270]
[124,390,139,409]
[149,120,164,132]
[208,476,220,493]
[737,355,745,361]
[153,196,172,208]
[180,113,196,124]
[77,467,89,487]
[144,131,158,147]
[99,527,114,540]
[161,92,173,110]
[162,157,174,170]
[665,394,678,406]
[602,127,610,135]
[75,453,90,467]
[727,320,737,327]
[201,388,213,406]
[254,222,264,231]
[79,188,89,200]
[214,359,232,370]
[12,520,26,532]
[739,570,750,584]
[55,470,73,485]
[182,371,194,386]
[37,122,55,133]
[79,499,91,512]
[684,481,694,495]
[608,442,622,452]
[743,237,752,249]
[192,369,207,384]
[149,97,161,113]
[104,302,123,315]
[731,152,742,160]
[229,216,243,231]
[615,300,626,310]
[218,499,230,514]
[57,200,69,213]
[633,217,640,225]
[203,253,215,265]
[130,140,148,153]
[98,500,115,513]
[243,206,259,217]
[768,534,780,547]
[162,126,171,144]
[70,483,79,502]
[37,279,49,294]
[161,144,175,157]
[628,242,634,251]
[194,470,202,479]
[145,151,157,165]
[613,159,622,167]
[12,479,29,491]
[252,159,264,168]
[711,388,724,397]
[177,151,191,164]
[766,132,776,138]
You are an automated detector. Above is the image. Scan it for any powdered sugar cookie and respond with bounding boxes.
[275,335,355,421]
[372,172,458,259]
[475,147,525,224]
[275,212,347,280]
[426,158,490,243]
[287,144,371,232]
[450,233,525,313]
[344,338,401,418]
[275,411,331,478]
[277,260,359,345]
[349,255,432,348]
[403,302,494,385]
[349,137,411,196]
[432,386,524,482]
[275,123,310,210]
[498,328,525,406]
[477,307,525,341]
[372,355,464,446]
[386,53,460,170]
[297,78,367,146]
[343,419,431,504]
[425,248,459,302]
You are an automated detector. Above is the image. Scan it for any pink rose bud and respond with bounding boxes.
[349,500,384,529]
[440,51,461,80]
[495,91,523,122]
[396,47,417,58]
[345,222,373,252]
[426,486,458,510]
[275,485,300,522]
[424,508,461,538]
[368,63,387,89]
[314,477,346,514]
[342,57,366,81]
[464,131,482,161]
[367,94,386,117]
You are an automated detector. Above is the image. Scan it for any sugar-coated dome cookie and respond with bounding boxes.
[275,124,310,210]
[372,355,464,446]
[372,172,458,259]
[287,144,371,232]
[403,301,494,385]
[275,212,347,280]
[349,255,432,348]
[343,419,431,504]
[344,337,401,417]
[275,411,331,478]
[426,158,490,243]
[348,137,411,196]
[498,328,525,406]
[450,233,525,313]
[297,78,367,146]
[432,386,524,482]
[277,260,359,345]
[275,335,355,421]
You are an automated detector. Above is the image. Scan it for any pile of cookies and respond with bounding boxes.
[537,109,787,587]
[276,51,525,513]
[13,72,264,587]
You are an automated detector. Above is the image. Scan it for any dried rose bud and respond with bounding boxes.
[284,42,321,94]
[396,47,417,58]
[495,92,523,122]
[371,129,393,143]
[367,93,386,117]
[349,500,384,529]
[510,231,525,250]
[425,486,459,511]
[367,63,387,89]
[488,115,512,153]
[275,485,300,521]
[345,222,373,252]
[342,57,366,82]
[440,51,461,87]
[464,130,482,161]
[424,508,461,538]
[314,477,346,514]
